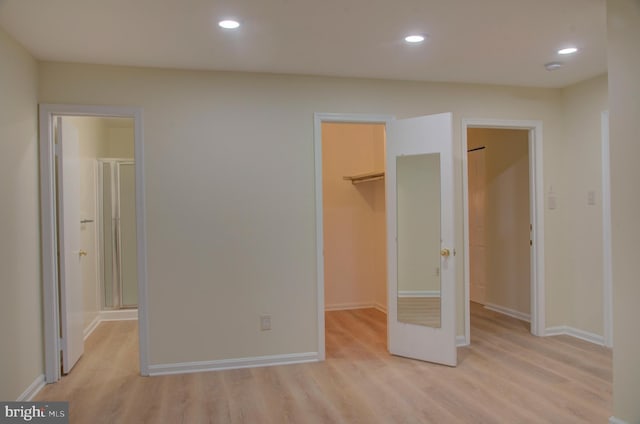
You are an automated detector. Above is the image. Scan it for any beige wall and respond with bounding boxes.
[322,123,386,310]
[0,28,42,400]
[468,129,530,315]
[107,125,134,158]
[607,0,640,422]
[560,75,609,336]
[38,61,575,364]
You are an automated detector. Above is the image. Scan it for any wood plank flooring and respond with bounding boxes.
[35,304,612,423]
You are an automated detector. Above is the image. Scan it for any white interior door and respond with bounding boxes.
[468,148,487,305]
[56,117,85,374]
[386,112,456,366]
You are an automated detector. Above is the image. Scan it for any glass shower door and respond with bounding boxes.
[99,160,137,309]
[118,162,138,307]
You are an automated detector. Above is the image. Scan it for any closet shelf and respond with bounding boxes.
[343,171,385,185]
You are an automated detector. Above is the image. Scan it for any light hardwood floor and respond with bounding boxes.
[36,304,612,423]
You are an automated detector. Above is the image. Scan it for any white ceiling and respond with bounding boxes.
[0,0,606,88]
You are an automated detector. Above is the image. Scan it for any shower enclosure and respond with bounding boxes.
[98,159,137,309]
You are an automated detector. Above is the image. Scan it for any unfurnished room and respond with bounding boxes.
[1,0,639,423]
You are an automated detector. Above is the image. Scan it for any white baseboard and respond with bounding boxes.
[609,417,628,424]
[545,325,605,346]
[397,290,440,298]
[17,374,45,401]
[484,303,531,323]
[325,302,376,311]
[325,302,388,313]
[148,352,319,376]
[83,315,102,340]
[84,309,139,340]
[100,309,138,321]
[456,335,469,347]
[373,302,387,314]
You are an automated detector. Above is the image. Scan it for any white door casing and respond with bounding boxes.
[56,118,85,373]
[461,118,544,342]
[386,112,456,366]
[601,110,613,348]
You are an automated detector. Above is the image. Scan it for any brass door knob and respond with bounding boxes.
[79,250,88,257]
[440,248,450,257]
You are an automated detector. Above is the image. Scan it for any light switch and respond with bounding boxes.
[548,194,557,210]
[260,315,271,331]
[587,190,596,206]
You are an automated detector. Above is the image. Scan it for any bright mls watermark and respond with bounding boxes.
[0,402,68,423]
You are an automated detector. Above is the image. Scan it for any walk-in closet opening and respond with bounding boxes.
[321,121,388,354]
[466,127,532,330]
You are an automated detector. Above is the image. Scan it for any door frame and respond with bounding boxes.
[461,118,545,342]
[39,104,150,381]
[601,110,613,348]
[313,112,394,360]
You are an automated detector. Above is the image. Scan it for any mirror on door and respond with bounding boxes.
[396,153,441,328]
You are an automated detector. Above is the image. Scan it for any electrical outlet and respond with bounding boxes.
[260,315,271,331]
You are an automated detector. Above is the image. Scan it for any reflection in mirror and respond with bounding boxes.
[396,153,441,328]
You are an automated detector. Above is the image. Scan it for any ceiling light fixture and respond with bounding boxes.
[558,47,578,55]
[404,35,425,44]
[218,20,240,29]
[545,62,563,71]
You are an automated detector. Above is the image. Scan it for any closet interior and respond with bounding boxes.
[322,122,387,315]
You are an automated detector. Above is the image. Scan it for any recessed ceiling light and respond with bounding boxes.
[545,62,563,71]
[218,20,240,29]
[558,47,578,55]
[404,35,425,44]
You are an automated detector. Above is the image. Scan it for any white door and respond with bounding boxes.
[468,148,487,304]
[386,113,456,366]
[56,117,85,373]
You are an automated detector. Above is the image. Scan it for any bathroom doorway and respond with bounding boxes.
[39,104,149,382]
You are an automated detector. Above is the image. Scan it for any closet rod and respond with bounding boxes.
[343,171,385,184]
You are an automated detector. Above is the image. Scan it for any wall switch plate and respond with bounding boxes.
[548,194,557,210]
[260,315,271,331]
[588,190,596,205]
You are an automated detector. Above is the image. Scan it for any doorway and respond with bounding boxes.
[316,112,457,366]
[467,128,530,322]
[314,113,393,360]
[321,122,387,310]
[462,119,545,342]
[39,105,149,382]
[320,120,387,356]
